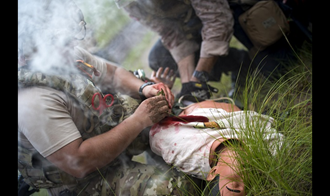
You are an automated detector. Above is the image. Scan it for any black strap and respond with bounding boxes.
[138,82,155,100]
[206,175,220,196]
[18,174,39,196]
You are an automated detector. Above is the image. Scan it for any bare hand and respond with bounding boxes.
[134,96,170,127]
[150,67,176,89]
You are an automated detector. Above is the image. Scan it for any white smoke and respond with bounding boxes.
[18,0,121,75]
[18,0,145,175]
[18,0,76,75]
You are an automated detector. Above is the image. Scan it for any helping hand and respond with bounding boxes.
[150,67,176,89]
[134,96,171,127]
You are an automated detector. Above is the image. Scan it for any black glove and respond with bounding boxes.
[176,81,218,100]
[18,175,38,196]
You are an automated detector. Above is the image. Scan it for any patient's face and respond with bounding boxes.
[217,149,245,195]
[219,171,245,195]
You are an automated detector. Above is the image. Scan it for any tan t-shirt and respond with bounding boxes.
[18,46,108,157]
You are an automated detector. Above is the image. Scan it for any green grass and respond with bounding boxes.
[202,42,312,195]
[30,189,48,196]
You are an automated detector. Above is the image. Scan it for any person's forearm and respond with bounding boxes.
[177,54,195,83]
[191,56,219,82]
[112,66,145,98]
[48,114,146,178]
[99,62,173,105]
[76,114,145,173]
[100,62,145,99]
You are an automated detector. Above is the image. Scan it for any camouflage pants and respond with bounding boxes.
[73,155,203,196]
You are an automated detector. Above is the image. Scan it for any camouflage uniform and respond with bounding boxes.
[18,64,202,195]
[68,158,202,196]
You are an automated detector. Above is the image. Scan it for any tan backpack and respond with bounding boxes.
[239,0,290,51]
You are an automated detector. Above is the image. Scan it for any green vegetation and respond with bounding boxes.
[76,0,131,49]
[121,30,158,73]
[204,42,312,195]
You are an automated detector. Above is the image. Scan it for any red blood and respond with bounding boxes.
[158,115,209,126]
[150,115,209,136]
[150,123,162,137]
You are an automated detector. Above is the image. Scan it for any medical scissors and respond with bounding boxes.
[92,93,114,115]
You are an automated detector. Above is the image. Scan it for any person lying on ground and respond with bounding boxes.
[149,97,284,195]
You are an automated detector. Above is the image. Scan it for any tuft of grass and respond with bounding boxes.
[202,42,312,195]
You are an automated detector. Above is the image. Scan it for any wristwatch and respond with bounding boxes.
[193,70,210,82]
[138,82,155,100]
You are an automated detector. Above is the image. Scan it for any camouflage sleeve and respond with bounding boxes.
[123,2,199,63]
[190,0,234,57]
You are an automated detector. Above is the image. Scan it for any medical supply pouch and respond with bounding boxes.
[238,0,290,51]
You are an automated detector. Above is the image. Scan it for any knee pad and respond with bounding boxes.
[148,39,178,72]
